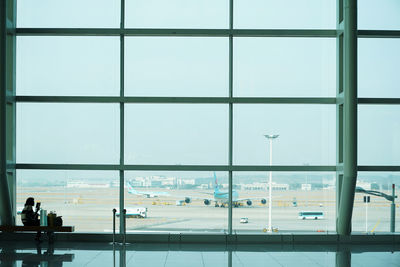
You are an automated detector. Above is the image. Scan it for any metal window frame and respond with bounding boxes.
[1,0,399,236]
[0,0,16,226]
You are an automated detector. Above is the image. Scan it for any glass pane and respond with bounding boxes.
[233,172,336,233]
[124,171,227,232]
[234,0,335,29]
[358,0,400,30]
[17,170,119,233]
[125,104,228,165]
[359,39,400,98]
[17,37,120,96]
[353,172,400,233]
[6,103,14,161]
[125,37,228,97]
[125,0,229,29]
[234,105,335,165]
[234,38,336,97]
[358,105,400,165]
[17,103,120,164]
[17,0,120,28]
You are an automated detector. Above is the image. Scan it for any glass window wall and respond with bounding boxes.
[16,170,119,233]
[358,105,400,166]
[124,171,228,233]
[358,39,400,98]
[234,105,335,165]
[17,37,120,96]
[17,103,120,164]
[353,172,399,233]
[125,104,228,165]
[125,0,229,29]
[232,172,336,233]
[234,0,336,29]
[125,37,228,97]
[10,0,400,235]
[17,0,121,28]
[234,38,336,97]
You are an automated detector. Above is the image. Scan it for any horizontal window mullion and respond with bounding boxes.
[358,30,400,38]
[16,28,121,36]
[16,28,337,37]
[15,164,120,171]
[15,96,336,104]
[358,166,400,172]
[15,163,336,172]
[358,98,400,105]
[15,96,121,103]
[15,29,400,38]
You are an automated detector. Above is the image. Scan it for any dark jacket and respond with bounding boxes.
[21,205,39,226]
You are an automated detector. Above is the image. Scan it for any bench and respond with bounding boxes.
[0,226,74,242]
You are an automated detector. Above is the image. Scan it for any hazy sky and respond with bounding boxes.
[14,1,400,180]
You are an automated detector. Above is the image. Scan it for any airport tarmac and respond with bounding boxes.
[16,187,399,234]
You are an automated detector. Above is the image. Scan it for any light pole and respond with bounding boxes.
[356,185,397,233]
[264,134,279,232]
[304,163,309,207]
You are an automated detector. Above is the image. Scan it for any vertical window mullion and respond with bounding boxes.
[119,0,126,235]
[228,0,234,235]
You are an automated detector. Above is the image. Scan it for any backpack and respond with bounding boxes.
[54,216,63,227]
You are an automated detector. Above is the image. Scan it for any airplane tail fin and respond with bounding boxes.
[213,172,220,193]
[127,181,136,194]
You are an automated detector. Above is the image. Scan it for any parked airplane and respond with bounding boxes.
[198,172,267,207]
[127,184,170,198]
[127,173,267,207]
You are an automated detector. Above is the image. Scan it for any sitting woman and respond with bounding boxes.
[21,197,41,240]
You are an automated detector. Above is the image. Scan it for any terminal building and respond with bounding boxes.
[1,0,399,266]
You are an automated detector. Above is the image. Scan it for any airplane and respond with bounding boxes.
[199,172,267,207]
[127,183,170,198]
[127,173,267,208]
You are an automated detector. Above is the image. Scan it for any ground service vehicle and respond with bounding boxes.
[298,211,324,220]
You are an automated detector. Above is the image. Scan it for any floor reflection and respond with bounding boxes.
[0,243,73,267]
[0,241,399,267]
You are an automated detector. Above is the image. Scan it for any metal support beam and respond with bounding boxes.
[15,28,337,38]
[227,0,233,235]
[336,250,351,267]
[15,163,337,172]
[8,0,17,227]
[15,96,337,104]
[119,0,126,236]
[0,0,13,226]
[15,28,400,38]
[337,0,358,235]
[358,30,400,38]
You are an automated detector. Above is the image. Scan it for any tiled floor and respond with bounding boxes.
[0,242,399,266]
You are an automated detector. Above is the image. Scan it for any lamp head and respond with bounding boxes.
[264,134,279,139]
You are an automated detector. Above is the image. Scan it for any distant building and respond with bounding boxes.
[150,180,162,187]
[239,182,289,191]
[301,184,312,191]
[128,180,142,187]
[161,177,175,186]
[240,183,267,190]
[268,183,289,191]
[197,184,209,189]
[67,181,110,188]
